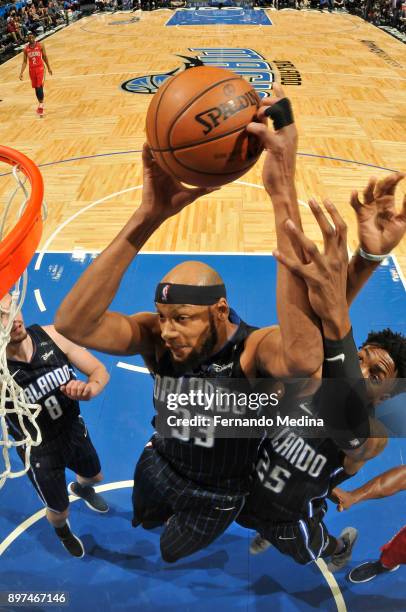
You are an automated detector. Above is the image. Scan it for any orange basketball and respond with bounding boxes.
[145,66,263,188]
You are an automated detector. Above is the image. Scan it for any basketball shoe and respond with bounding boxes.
[55,521,85,558]
[327,527,358,572]
[68,481,109,513]
[348,560,400,583]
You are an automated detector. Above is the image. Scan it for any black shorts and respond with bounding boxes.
[17,416,101,513]
[132,441,245,563]
[238,504,332,565]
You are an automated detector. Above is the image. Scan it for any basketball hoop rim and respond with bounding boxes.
[0,146,44,299]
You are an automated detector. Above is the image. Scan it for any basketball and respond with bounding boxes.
[145,66,263,188]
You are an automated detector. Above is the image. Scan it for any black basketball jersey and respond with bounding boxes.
[152,310,262,495]
[246,398,345,522]
[7,325,80,444]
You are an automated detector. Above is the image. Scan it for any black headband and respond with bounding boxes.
[155,283,226,305]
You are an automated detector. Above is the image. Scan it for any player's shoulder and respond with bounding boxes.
[129,311,160,331]
[240,325,280,377]
[129,311,162,346]
[243,325,280,352]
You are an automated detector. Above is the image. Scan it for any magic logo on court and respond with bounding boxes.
[121,48,301,100]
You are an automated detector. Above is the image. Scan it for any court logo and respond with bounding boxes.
[121,48,276,99]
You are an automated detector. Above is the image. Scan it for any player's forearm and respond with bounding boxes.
[346,249,380,306]
[321,310,351,341]
[272,191,323,375]
[55,209,160,338]
[349,466,406,505]
[87,364,109,392]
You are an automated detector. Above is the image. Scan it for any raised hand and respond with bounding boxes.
[351,173,406,256]
[139,143,218,222]
[246,83,298,198]
[273,198,350,337]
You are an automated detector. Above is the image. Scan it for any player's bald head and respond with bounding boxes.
[161,261,224,287]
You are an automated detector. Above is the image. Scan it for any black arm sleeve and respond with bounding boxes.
[314,328,371,450]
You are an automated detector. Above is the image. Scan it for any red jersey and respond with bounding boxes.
[25,42,44,71]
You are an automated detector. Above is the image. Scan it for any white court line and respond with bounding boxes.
[0,479,345,612]
[34,185,143,272]
[116,362,149,374]
[34,289,46,312]
[316,558,347,612]
[33,179,307,273]
[0,480,133,556]
[2,70,164,87]
[392,254,406,292]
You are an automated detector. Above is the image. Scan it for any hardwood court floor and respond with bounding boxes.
[0,9,405,270]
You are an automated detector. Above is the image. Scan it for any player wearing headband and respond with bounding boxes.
[55,88,402,563]
[55,87,328,562]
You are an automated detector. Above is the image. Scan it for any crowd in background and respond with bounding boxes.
[1,0,405,63]
[276,0,405,28]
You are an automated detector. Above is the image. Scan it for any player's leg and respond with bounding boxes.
[46,507,85,558]
[160,492,245,563]
[380,525,406,568]
[132,441,173,529]
[66,416,109,513]
[257,521,324,565]
[16,446,84,557]
[30,67,45,116]
[348,526,406,583]
[249,512,356,568]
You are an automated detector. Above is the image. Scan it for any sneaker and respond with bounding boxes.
[250,533,272,555]
[55,522,85,558]
[68,481,109,513]
[348,560,400,583]
[327,527,358,573]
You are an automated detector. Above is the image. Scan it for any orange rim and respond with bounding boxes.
[0,146,43,299]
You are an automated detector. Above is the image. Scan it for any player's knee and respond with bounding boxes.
[160,545,179,564]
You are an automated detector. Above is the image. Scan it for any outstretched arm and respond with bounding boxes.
[332,465,406,511]
[347,173,406,305]
[273,201,380,457]
[55,145,215,356]
[247,86,322,377]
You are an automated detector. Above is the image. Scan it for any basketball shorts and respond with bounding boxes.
[132,441,245,563]
[380,525,406,568]
[238,504,333,565]
[29,68,44,88]
[17,416,101,513]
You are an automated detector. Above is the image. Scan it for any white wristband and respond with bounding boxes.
[358,247,390,262]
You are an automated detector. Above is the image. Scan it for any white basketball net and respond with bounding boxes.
[0,165,47,490]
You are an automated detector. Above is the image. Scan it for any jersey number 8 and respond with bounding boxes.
[44,395,63,420]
